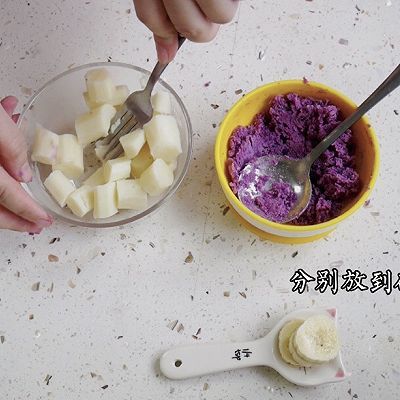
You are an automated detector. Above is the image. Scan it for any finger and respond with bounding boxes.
[163,0,220,42]
[1,96,18,117]
[12,114,20,124]
[0,103,32,182]
[0,205,43,234]
[154,34,179,64]
[196,0,239,24]
[0,166,53,227]
[133,0,178,63]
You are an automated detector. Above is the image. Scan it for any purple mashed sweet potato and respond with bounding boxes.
[227,93,360,225]
[235,161,298,223]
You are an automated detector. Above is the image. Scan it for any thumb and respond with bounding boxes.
[0,100,32,183]
[154,34,179,64]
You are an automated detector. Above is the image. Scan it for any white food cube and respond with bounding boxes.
[83,167,105,187]
[144,115,182,163]
[52,134,84,179]
[31,127,59,165]
[85,68,116,104]
[168,159,178,172]
[94,144,107,161]
[151,91,171,115]
[93,182,118,219]
[66,185,94,217]
[110,116,123,135]
[75,104,116,145]
[139,159,174,196]
[131,144,154,178]
[116,179,148,210]
[119,128,145,159]
[103,157,131,182]
[44,170,76,207]
[83,91,97,110]
[111,85,129,106]
[84,85,129,109]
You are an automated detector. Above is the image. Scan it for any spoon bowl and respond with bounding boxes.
[238,155,312,223]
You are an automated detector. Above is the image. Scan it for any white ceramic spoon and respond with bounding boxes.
[160,307,348,387]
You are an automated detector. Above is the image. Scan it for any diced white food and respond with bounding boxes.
[85,68,116,104]
[94,144,108,161]
[131,144,154,178]
[139,159,173,196]
[93,181,118,219]
[115,104,125,113]
[103,157,131,182]
[75,104,116,145]
[31,127,59,165]
[144,114,182,163]
[109,117,121,135]
[168,159,178,172]
[119,128,145,159]
[66,185,94,217]
[112,85,129,105]
[83,92,96,110]
[83,167,105,186]
[116,179,148,210]
[151,91,171,115]
[84,85,129,109]
[44,170,76,207]
[52,134,84,179]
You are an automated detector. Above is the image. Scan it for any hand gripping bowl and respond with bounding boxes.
[215,80,379,244]
[18,62,192,228]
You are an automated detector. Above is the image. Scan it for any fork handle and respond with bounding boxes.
[144,35,186,94]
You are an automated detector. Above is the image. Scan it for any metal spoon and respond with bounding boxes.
[238,64,400,223]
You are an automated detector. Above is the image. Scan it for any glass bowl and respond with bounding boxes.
[19,62,192,228]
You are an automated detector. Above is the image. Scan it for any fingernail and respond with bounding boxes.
[37,217,53,229]
[12,113,20,124]
[1,96,18,115]
[19,162,32,183]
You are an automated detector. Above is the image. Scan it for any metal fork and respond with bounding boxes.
[98,36,186,161]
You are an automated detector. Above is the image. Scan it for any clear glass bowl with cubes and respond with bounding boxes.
[20,62,192,227]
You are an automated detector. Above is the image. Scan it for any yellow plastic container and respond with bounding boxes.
[215,80,380,244]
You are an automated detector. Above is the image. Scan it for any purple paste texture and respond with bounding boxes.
[236,163,297,223]
[227,93,360,225]
[253,179,297,223]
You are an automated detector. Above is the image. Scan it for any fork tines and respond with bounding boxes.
[101,108,139,161]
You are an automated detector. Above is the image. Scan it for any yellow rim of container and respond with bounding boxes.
[215,80,380,234]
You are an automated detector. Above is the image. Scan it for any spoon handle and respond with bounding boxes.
[308,63,400,164]
[160,337,271,380]
[143,35,186,95]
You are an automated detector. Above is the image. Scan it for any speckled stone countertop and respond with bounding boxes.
[0,1,399,399]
